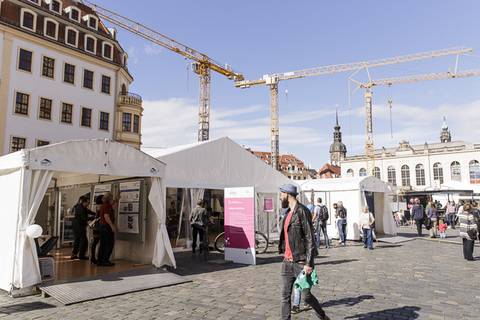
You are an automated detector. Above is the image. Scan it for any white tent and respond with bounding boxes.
[0,139,175,292]
[298,176,397,240]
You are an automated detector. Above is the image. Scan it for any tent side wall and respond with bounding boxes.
[0,170,22,291]
[324,190,362,241]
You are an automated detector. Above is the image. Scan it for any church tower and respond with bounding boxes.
[329,110,347,165]
[440,116,452,143]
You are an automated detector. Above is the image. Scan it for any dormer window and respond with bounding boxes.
[84,35,97,54]
[83,14,98,30]
[49,0,62,14]
[44,18,59,40]
[65,6,81,22]
[28,0,40,5]
[102,42,113,60]
[65,27,78,47]
[20,8,37,32]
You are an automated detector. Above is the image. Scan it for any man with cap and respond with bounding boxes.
[278,183,330,320]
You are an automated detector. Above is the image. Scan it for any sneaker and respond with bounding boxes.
[70,255,78,260]
[363,245,367,248]
[291,305,301,314]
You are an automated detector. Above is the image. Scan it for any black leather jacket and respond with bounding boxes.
[278,202,317,267]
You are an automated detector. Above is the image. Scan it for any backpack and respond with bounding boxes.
[338,207,347,219]
[319,205,329,221]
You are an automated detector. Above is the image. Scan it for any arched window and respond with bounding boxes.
[373,167,381,179]
[450,161,461,182]
[401,165,410,187]
[415,164,425,186]
[433,162,444,184]
[20,8,37,32]
[469,160,480,184]
[359,168,367,177]
[346,169,354,177]
[121,84,127,94]
[387,166,397,186]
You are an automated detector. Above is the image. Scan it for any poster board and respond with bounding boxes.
[116,180,147,242]
[224,187,256,265]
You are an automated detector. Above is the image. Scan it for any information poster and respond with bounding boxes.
[92,184,112,210]
[118,181,141,234]
[263,197,274,212]
[224,187,256,265]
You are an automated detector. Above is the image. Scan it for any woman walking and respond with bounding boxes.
[359,206,375,250]
[427,202,438,238]
[458,203,480,261]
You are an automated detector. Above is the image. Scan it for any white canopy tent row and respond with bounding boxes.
[144,137,293,245]
[298,176,397,241]
[0,139,175,293]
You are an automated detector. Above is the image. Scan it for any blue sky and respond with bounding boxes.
[95,0,480,168]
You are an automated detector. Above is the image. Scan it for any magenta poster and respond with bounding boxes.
[224,187,256,265]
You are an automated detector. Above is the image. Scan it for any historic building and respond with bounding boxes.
[329,110,347,166]
[249,150,313,180]
[340,119,480,193]
[0,0,143,154]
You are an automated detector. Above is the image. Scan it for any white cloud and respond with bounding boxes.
[144,44,162,56]
[126,46,139,64]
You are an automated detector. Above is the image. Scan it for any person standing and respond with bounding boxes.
[190,199,207,254]
[427,202,439,238]
[278,184,330,320]
[458,203,480,261]
[335,201,347,246]
[445,201,456,228]
[71,196,95,260]
[455,201,465,229]
[98,193,116,266]
[359,206,375,250]
[90,194,103,264]
[313,198,330,249]
[412,198,424,237]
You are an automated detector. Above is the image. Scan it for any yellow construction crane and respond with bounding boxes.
[235,47,472,170]
[84,1,244,141]
[351,69,480,175]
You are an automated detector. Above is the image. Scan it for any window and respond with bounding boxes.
[39,98,52,120]
[81,107,92,127]
[87,16,98,30]
[28,0,40,5]
[65,27,78,47]
[10,137,26,152]
[18,49,32,72]
[346,169,354,177]
[36,140,50,147]
[450,161,461,182]
[85,35,96,54]
[133,114,140,133]
[67,7,80,22]
[469,160,480,184]
[359,168,367,177]
[44,19,58,39]
[101,75,111,94]
[387,166,397,186]
[21,9,36,31]
[401,165,410,187]
[15,92,29,115]
[102,42,113,60]
[122,113,132,132]
[83,69,94,89]
[61,103,73,123]
[64,63,75,84]
[373,167,381,179]
[99,112,109,131]
[415,164,425,186]
[433,162,444,184]
[49,0,62,14]
[42,56,55,78]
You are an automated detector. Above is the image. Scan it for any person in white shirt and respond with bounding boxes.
[359,206,375,250]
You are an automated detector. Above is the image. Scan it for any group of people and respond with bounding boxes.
[70,192,117,266]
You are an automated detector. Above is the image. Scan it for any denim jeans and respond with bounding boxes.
[337,219,347,243]
[315,223,330,248]
[281,261,326,320]
[362,228,373,249]
[293,287,301,307]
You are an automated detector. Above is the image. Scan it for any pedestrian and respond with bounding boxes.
[335,201,347,246]
[427,201,439,238]
[313,198,330,249]
[98,192,116,266]
[359,206,375,250]
[458,203,480,261]
[455,201,465,229]
[278,184,330,320]
[71,196,95,260]
[412,198,424,237]
[438,219,447,239]
[89,194,103,264]
[190,199,207,254]
[445,201,456,228]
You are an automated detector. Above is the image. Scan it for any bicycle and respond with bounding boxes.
[214,231,269,254]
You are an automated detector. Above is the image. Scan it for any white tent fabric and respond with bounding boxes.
[144,137,291,193]
[0,139,170,292]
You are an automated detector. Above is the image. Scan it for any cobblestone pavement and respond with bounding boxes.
[1,238,479,320]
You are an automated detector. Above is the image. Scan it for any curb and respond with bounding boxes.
[416,236,480,247]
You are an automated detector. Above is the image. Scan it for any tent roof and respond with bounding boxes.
[0,139,166,180]
[143,137,291,193]
[298,176,391,193]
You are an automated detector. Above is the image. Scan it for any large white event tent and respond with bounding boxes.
[0,139,174,292]
[298,176,397,240]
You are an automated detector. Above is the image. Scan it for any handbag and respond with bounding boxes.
[89,217,101,230]
[424,218,432,230]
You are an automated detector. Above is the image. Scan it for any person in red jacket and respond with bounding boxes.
[438,219,447,239]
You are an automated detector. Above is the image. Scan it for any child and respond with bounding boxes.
[438,219,447,239]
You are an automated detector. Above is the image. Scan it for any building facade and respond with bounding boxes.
[340,121,480,193]
[249,150,313,180]
[0,0,143,154]
[329,110,347,166]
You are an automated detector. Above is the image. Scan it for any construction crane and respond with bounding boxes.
[350,69,480,175]
[84,1,244,141]
[235,47,473,170]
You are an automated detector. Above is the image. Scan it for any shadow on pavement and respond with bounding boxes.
[322,294,374,307]
[0,302,56,315]
[373,244,403,249]
[345,306,421,319]
[315,259,358,266]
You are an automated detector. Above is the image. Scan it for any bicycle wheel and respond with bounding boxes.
[255,231,269,254]
[214,232,225,253]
